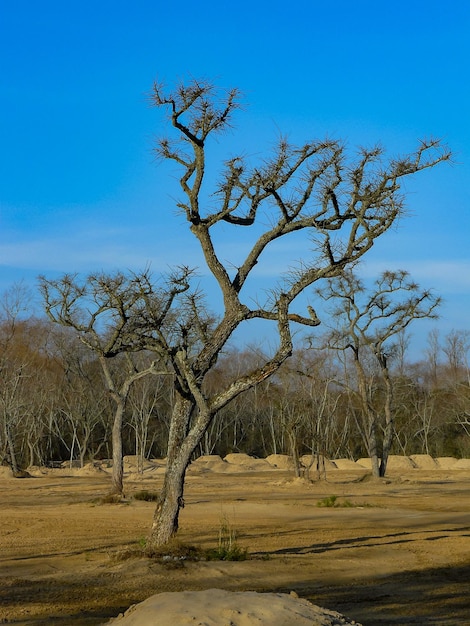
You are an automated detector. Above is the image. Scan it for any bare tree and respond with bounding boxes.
[135,78,449,545]
[40,271,170,495]
[318,269,440,476]
[0,284,54,475]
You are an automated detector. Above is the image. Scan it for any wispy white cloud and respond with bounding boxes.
[0,224,205,275]
[359,259,470,293]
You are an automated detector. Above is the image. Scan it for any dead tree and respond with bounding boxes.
[318,269,441,476]
[142,79,449,545]
[40,271,172,495]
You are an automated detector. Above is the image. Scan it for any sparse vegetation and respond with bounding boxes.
[204,516,248,561]
[97,493,127,505]
[144,539,203,562]
[316,495,375,508]
[317,495,352,508]
[133,490,160,502]
[114,521,249,565]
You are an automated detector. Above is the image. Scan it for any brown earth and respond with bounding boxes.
[1,455,470,625]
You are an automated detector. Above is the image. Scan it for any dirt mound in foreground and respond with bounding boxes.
[107,589,362,626]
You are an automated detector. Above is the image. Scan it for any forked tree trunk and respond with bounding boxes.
[149,452,191,545]
[148,395,195,546]
[147,393,218,547]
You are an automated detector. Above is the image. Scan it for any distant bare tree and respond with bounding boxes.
[318,269,440,476]
[0,284,51,475]
[40,271,170,495]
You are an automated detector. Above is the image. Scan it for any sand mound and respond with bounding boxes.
[224,453,257,465]
[26,465,50,476]
[75,463,107,476]
[332,458,365,470]
[0,465,13,478]
[386,455,416,470]
[223,453,272,471]
[435,457,458,469]
[453,458,470,469]
[189,455,229,473]
[410,454,438,469]
[436,456,457,469]
[107,589,362,626]
[356,456,416,470]
[300,454,337,470]
[188,455,274,474]
[123,456,158,472]
[265,454,294,469]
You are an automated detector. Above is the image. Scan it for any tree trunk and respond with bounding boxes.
[354,354,380,478]
[149,452,190,545]
[288,430,301,478]
[5,420,20,475]
[147,395,194,546]
[111,402,124,495]
[368,417,381,478]
[147,393,219,548]
[379,366,394,477]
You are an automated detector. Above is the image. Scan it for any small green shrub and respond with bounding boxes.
[97,493,126,505]
[204,544,248,561]
[144,540,202,561]
[316,495,355,508]
[204,516,248,561]
[133,490,160,502]
[317,495,339,507]
[120,516,250,564]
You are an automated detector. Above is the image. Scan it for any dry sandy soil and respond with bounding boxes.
[1,454,470,625]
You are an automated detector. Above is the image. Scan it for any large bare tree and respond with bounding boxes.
[142,79,449,545]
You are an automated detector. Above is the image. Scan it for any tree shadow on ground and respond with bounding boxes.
[280,563,470,625]
[255,526,470,555]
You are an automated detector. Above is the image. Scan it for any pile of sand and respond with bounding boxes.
[2,453,470,482]
[107,589,362,626]
[0,466,13,478]
[189,455,232,473]
[410,454,438,469]
[300,454,337,470]
[265,454,294,469]
[356,455,417,470]
[453,458,470,469]
[332,458,364,470]
[223,453,273,471]
[436,457,458,469]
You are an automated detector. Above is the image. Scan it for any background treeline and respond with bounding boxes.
[1,293,469,471]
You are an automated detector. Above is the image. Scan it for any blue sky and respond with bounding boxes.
[1,0,469,356]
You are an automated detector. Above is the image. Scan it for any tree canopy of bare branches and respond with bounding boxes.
[317,269,441,476]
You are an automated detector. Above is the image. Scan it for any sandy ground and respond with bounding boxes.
[1,454,470,625]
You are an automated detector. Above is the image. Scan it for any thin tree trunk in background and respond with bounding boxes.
[111,402,125,495]
[379,361,394,477]
[5,420,19,475]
